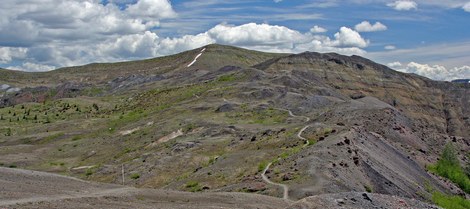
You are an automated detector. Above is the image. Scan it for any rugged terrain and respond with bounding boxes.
[0,167,438,208]
[0,44,468,208]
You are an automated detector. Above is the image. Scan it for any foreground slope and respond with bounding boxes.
[0,44,468,206]
[0,167,290,209]
[0,167,438,209]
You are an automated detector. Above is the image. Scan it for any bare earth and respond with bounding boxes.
[0,167,440,209]
[0,167,291,209]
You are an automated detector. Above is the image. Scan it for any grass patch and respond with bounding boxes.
[432,192,470,209]
[130,173,140,179]
[428,143,470,194]
[39,133,64,144]
[258,161,268,172]
[85,168,93,176]
[217,74,238,82]
[185,181,202,192]
[203,156,218,167]
[109,109,148,131]
[279,152,290,160]
[71,135,82,141]
[49,162,65,166]
[323,128,333,135]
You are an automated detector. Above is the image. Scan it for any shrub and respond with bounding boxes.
[428,143,470,194]
[185,181,202,192]
[130,173,140,179]
[85,168,93,176]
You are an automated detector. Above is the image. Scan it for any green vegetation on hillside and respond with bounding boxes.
[431,192,470,209]
[428,143,470,194]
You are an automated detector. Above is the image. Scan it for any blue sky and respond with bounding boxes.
[0,0,469,80]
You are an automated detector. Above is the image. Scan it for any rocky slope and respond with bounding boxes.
[0,44,468,207]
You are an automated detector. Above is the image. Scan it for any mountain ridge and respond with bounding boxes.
[0,44,468,208]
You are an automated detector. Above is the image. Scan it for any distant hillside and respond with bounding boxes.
[452,79,470,84]
[0,44,468,208]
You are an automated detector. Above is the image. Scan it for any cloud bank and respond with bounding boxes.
[387,61,470,81]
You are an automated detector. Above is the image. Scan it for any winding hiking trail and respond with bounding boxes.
[261,162,289,200]
[218,98,313,200]
[261,108,311,200]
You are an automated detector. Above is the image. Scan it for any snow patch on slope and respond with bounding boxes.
[187,48,206,67]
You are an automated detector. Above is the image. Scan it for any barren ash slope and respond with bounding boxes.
[0,44,468,208]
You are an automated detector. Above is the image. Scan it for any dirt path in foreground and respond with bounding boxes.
[260,108,311,200]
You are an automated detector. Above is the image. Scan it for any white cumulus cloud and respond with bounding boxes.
[310,25,328,33]
[332,27,369,48]
[387,61,402,68]
[126,0,177,19]
[206,23,305,46]
[355,21,388,32]
[387,0,418,10]
[389,61,470,81]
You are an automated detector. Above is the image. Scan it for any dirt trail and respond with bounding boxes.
[260,108,312,200]
[261,162,289,200]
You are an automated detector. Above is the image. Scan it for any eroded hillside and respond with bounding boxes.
[0,44,468,206]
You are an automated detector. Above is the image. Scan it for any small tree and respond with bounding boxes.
[439,143,459,168]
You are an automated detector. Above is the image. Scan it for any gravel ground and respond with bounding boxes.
[0,167,290,209]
